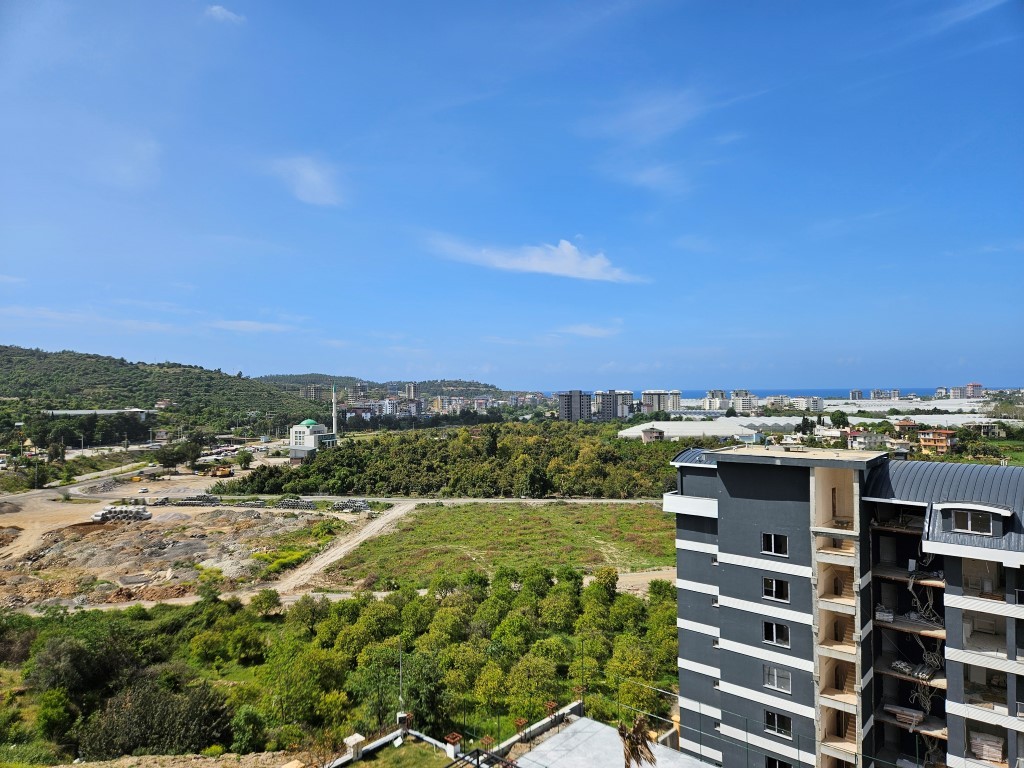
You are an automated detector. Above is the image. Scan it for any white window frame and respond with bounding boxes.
[763,665,792,694]
[763,621,790,648]
[764,710,793,739]
[953,509,993,536]
[763,577,790,603]
[761,532,789,558]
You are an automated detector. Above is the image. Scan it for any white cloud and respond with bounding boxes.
[205,5,246,24]
[583,89,708,144]
[210,320,294,333]
[268,156,343,206]
[924,0,1008,37]
[614,163,688,193]
[556,323,621,338]
[0,274,25,284]
[431,235,646,283]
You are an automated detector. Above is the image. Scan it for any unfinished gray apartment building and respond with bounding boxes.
[666,444,1024,768]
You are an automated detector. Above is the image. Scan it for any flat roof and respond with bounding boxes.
[516,717,704,768]
[709,444,888,469]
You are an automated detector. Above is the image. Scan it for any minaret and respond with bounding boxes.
[332,384,338,435]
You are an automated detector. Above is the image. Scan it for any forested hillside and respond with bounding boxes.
[256,373,512,399]
[215,421,722,498]
[0,346,321,421]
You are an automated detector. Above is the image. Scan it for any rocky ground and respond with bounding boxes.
[52,751,296,768]
[0,472,365,610]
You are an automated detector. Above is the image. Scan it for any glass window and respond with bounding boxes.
[953,509,993,535]
[766,759,793,768]
[763,665,792,693]
[764,710,793,738]
[761,533,789,557]
[763,622,790,648]
[763,578,790,603]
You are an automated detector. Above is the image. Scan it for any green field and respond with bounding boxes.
[324,501,674,588]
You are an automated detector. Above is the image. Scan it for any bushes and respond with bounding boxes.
[78,679,229,759]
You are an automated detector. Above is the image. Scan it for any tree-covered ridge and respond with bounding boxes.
[256,374,513,399]
[0,567,677,763]
[0,345,319,417]
[215,421,723,498]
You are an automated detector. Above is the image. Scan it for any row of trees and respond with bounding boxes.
[214,421,721,499]
[0,565,675,761]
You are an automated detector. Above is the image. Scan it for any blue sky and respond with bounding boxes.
[1,1,1021,391]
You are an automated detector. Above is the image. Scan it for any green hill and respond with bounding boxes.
[0,345,321,419]
[256,373,510,399]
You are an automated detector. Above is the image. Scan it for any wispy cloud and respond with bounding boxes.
[922,0,1008,38]
[583,88,708,144]
[210,320,294,333]
[556,323,621,338]
[431,235,646,283]
[713,131,745,145]
[0,274,25,284]
[205,5,246,24]
[612,163,688,193]
[322,339,351,349]
[268,156,343,206]
[0,305,175,332]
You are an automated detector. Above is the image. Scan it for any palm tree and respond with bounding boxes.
[617,715,656,768]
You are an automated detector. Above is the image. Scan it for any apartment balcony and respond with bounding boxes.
[874,562,945,589]
[962,559,1005,602]
[662,491,717,518]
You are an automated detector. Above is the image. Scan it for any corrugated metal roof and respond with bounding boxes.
[865,460,1024,554]
[864,460,1024,513]
[671,447,718,466]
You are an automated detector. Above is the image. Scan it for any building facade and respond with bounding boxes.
[850,390,864,401]
[669,445,1024,768]
[643,389,681,413]
[288,418,337,462]
[919,429,958,456]
[557,390,592,422]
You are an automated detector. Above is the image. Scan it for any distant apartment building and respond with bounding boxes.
[965,382,984,399]
[950,387,967,399]
[849,389,863,400]
[730,390,759,414]
[288,418,336,462]
[814,425,849,442]
[348,382,369,403]
[764,395,792,409]
[890,389,901,400]
[641,426,665,444]
[965,422,1005,439]
[894,418,921,435]
[871,389,891,400]
[668,446,1024,768]
[405,382,419,400]
[793,396,824,413]
[703,390,730,411]
[300,383,326,401]
[557,390,592,422]
[919,428,958,455]
[936,387,949,398]
[642,389,679,413]
[595,390,632,420]
[847,429,885,450]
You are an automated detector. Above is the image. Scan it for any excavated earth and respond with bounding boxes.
[0,477,360,609]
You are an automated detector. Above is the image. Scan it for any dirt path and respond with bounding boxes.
[274,500,418,592]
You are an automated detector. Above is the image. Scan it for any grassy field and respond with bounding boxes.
[250,518,351,578]
[323,501,674,588]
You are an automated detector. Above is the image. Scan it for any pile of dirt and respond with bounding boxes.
[0,502,20,515]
